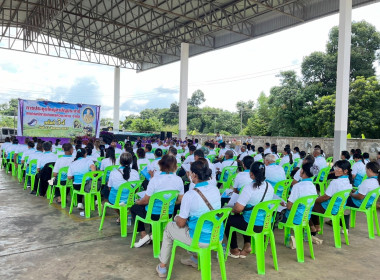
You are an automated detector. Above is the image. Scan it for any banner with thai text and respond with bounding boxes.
[17,99,100,138]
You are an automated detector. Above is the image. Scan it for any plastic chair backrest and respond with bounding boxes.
[190,208,232,249]
[113,180,143,207]
[275,159,281,165]
[284,195,318,226]
[206,155,216,162]
[273,179,293,200]
[314,167,330,184]
[80,171,104,192]
[219,166,238,183]
[326,157,333,164]
[139,163,148,171]
[22,156,30,170]
[26,159,38,175]
[282,163,291,176]
[246,199,281,235]
[145,190,179,220]
[97,157,104,162]
[357,187,380,210]
[9,151,15,161]
[102,165,119,185]
[17,153,23,164]
[57,166,69,185]
[349,160,355,167]
[323,189,350,216]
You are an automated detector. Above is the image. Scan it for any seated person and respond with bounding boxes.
[224,162,274,258]
[214,150,238,182]
[279,147,293,167]
[67,146,96,210]
[281,162,317,248]
[363,152,370,164]
[26,142,43,189]
[310,160,352,235]
[108,152,140,224]
[144,144,155,160]
[253,147,264,162]
[100,147,118,171]
[345,161,380,227]
[52,143,74,203]
[233,156,254,193]
[264,154,286,195]
[131,155,184,248]
[136,148,150,169]
[147,148,163,179]
[155,160,220,278]
[352,153,366,187]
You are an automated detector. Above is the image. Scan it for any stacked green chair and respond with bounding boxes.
[69,171,104,218]
[225,200,281,275]
[346,187,380,239]
[167,208,232,280]
[6,151,15,175]
[312,189,350,248]
[101,165,119,186]
[313,167,331,195]
[24,159,38,190]
[273,179,293,200]
[49,167,72,209]
[278,195,318,263]
[99,180,143,237]
[131,190,180,258]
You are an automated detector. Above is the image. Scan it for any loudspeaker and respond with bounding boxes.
[167,132,172,139]
[160,131,165,140]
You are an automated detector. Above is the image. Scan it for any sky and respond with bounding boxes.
[0,3,380,121]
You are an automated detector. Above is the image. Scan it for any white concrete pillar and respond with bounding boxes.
[333,0,352,162]
[113,66,120,132]
[179,42,189,140]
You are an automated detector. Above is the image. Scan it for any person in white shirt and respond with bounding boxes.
[156,160,220,277]
[110,139,123,155]
[224,161,274,258]
[264,142,271,155]
[144,144,155,160]
[6,138,19,163]
[52,139,62,153]
[208,142,216,156]
[218,142,228,159]
[254,147,265,162]
[52,143,74,203]
[188,150,217,190]
[131,154,184,248]
[136,148,150,170]
[346,161,380,228]
[247,144,255,156]
[214,150,237,173]
[246,136,253,144]
[147,148,163,178]
[100,147,118,171]
[108,152,140,223]
[37,141,58,172]
[1,137,11,154]
[310,160,352,235]
[313,148,327,171]
[21,141,36,165]
[279,147,293,167]
[14,138,29,167]
[292,155,320,185]
[352,153,366,187]
[238,145,250,162]
[67,146,96,210]
[363,152,370,165]
[293,147,301,160]
[215,132,223,143]
[233,156,254,193]
[270,145,279,160]
[181,145,196,170]
[264,154,286,195]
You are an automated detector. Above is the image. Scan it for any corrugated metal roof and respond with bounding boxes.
[0,0,378,71]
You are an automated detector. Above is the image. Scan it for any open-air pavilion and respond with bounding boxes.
[1,1,380,279]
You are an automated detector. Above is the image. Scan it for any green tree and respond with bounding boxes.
[236,100,255,130]
[243,113,268,136]
[0,98,18,116]
[130,117,163,132]
[188,90,206,107]
[100,118,113,127]
[313,94,336,137]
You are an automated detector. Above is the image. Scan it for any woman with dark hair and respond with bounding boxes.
[67,145,96,210]
[279,147,293,167]
[310,160,352,235]
[224,161,274,258]
[124,146,138,171]
[254,147,265,162]
[108,152,140,223]
[131,154,184,248]
[136,148,150,169]
[270,145,279,159]
[52,139,62,153]
[341,150,350,161]
[352,153,366,187]
[147,148,163,178]
[363,152,370,164]
[293,147,300,160]
[155,159,220,278]
[100,147,117,171]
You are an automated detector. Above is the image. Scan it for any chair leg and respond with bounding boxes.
[306,226,315,260]
[69,193,76,214]
[199,249,212,280]
[24,175,28,190]
[350,210,357,228]
[284,227,291,246]
[331,217,342,248]
[373,208,380,236]
[97,193,102,216]
[319,216,324,235]
[341,215,349,246]
[99,204,108,231]
[61,187,67,209]
[254,234,265,275]
[166,243,178,280]
[270,232,279,271]
[217,245,227,280]
[294,227,304,263]
[152,223,162,258]
[49,186,55,204]
[366,211,375,239]
[130,218,139,248]
[120,207,127,237]
[85,194,91,218]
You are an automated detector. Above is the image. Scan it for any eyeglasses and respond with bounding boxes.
[333,167,342,171]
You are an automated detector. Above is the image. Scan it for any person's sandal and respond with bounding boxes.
[116,218,120,225]
[228,251,240,259]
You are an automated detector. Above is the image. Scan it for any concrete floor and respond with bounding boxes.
[1,170,380,280]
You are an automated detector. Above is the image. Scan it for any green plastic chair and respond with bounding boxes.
[219,172,237,195]
[275,159,281,165]
[313,167,330,196]
[215,148,220,156]
[278,153,282,157]
[1,150,6,169]
[326,157,333,166]
[69,171,104,218]
[273,179,293,201]
[54,148,62,154]
[18,155,29,183]
[349,160,355,167]
[49,167,72,209]
[278,195,318,263]
[99,180,143,237]
[101,165,119,186]
[346,187,380,239]
[130,190,180,258]
[118,141,125,149]
[312,189,350,248]
[206,154,216,162]
[24,159,38,190]
[6,151,15,175]
[167,208,232,280]
[217,166,238,185]
[14,152,23,178]
[282,163,293,179]
[225,200,281,275]
[139,163,148,180]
